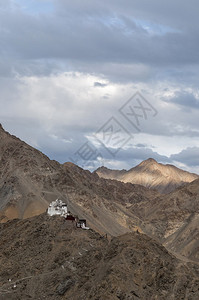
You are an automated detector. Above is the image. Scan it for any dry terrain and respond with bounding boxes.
[0,214,199,300]
[95,159,198,194]
[0,123,199,279]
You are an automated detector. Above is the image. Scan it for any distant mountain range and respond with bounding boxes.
[95,158,198,193]
[0,123,199,265]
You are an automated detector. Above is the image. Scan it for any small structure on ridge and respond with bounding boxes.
[47,199,89,230]
[76,219,89,229]
[47,199,68,217]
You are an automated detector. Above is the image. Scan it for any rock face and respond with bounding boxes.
[95,158,199,194]
[0,124,158,237]
[0,124,62,221]
[126,177,199,263]
[0,214,199,300]
[162,179,199,262]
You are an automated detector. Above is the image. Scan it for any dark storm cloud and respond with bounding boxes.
[135,144,146,148]
[51,0,199,66]
[1,0,199,77]
[54,0,199,30]
[111,146,169,165]
[170,147,199,167]
[94,82,108,87]
[80,142,171,171]
[165,91,199,110]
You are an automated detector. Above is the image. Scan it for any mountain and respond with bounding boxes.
[95,158,199,193]
[1,124,199,266]
[0,124,158,236]
[0,123,63,221]
[127,177,199,262]
[0,213,199,299]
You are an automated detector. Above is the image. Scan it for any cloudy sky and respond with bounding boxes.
[1,0,199,173]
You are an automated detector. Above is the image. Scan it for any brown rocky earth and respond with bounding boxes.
[0,124,158,237]
[125,178,199,263]
[1,124,199,267]
[95,158,198,193]
[0,213,199,300]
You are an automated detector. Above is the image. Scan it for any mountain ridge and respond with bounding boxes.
[1,124,199,265]
[95,158,198,193]
[0,124,159,237]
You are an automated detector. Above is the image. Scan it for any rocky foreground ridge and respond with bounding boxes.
[0,214,199,300]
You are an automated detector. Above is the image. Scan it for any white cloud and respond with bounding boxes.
[0,0,199,173]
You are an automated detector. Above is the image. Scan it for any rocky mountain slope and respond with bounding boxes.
[1,124,199,266]
[95,158,198,193]
[126,177,199,262]
[162,178,199,262]
[0,213,199,300]
[0,124,158,236]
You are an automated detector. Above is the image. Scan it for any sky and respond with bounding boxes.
[0,0,199,173]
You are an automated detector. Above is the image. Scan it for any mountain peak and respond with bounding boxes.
[96,158,199,194]
[95,166,110,172]
[140,158,157,165]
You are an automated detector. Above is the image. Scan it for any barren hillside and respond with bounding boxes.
[127,178,199,262]
[0,124,158,237]
[1,124,199,266]
[0,213,199,300]
[95,158,198,193]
